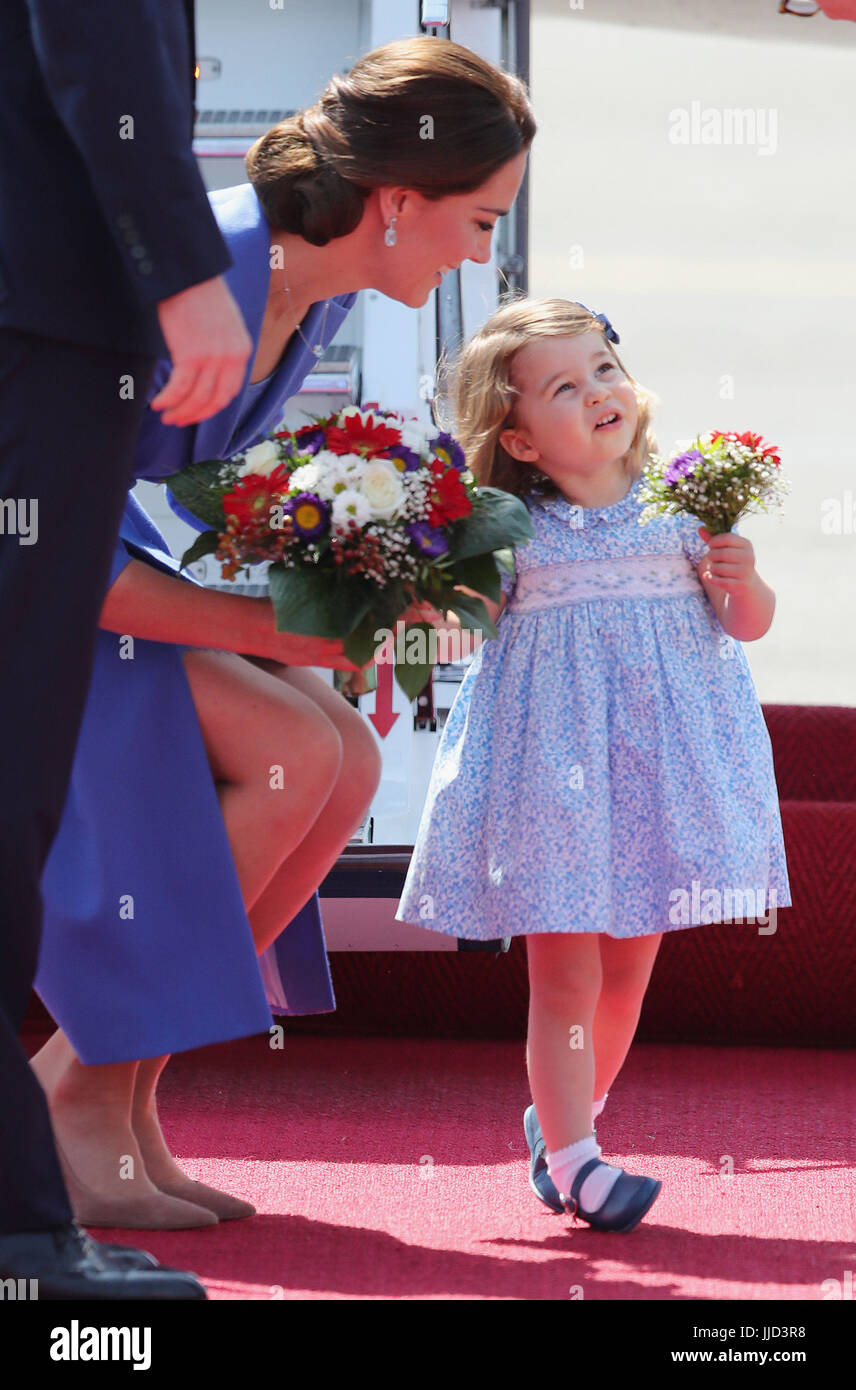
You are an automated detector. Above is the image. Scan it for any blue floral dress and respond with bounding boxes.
[395,472,791,940]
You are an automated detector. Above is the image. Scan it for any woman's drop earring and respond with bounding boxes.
[384,216,398,247]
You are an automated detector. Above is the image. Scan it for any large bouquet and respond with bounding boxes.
[166,404,532,697]
[638,430,788,533]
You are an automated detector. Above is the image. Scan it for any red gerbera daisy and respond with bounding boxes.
[711,430,780,467]
[426,462,472,526]
[222,465,291,527]
[324,411,403,458]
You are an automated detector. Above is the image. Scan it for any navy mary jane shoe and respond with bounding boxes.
[562,1158,661,1233]
[523,1104,564,1213]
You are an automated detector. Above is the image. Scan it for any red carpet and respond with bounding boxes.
[29,1031,855,1301]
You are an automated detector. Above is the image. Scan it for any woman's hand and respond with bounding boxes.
[697,527,756,594]
[100,561,375,669]
[263,629,371,672]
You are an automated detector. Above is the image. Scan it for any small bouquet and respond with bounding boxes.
[638,430,788,533]
[166,404,532,697]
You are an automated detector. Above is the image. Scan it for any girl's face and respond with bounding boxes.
[499,330,639,488]
[375,149,528,308]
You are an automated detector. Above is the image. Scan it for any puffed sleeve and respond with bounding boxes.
[682,517,709,568]
[497,549,517,599]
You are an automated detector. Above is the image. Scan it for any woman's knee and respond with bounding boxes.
[274,703,343,802]
[338,712,383,799]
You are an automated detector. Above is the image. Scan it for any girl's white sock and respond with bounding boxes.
[547,1133,623,1211]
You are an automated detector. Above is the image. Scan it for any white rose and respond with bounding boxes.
[332,489,372,529]
[360,458,405,520]
[237,440,282,477]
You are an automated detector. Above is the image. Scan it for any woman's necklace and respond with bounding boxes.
[280,257,331,359]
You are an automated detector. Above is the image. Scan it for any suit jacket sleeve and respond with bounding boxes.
[26,0,231,304]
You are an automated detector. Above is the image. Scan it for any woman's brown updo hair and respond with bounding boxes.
[245,36,536,246]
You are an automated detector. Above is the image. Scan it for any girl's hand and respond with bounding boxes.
[698,527,757,594]
[398,599,445,627]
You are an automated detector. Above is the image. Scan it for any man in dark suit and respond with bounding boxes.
[0,1,251,1298]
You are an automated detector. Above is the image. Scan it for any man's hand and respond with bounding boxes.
[152,276,252,427]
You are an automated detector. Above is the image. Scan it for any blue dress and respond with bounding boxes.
[395,473,791,940]
[35,182,358,1064]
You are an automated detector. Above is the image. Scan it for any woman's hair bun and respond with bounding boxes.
[245,102,370,246]
[245,37,535,247]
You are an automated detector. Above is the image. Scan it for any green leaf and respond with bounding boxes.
[178,530,220,570]
[450,552,502,602]
[394,653,435,701]
[343,616,386,668]
[164,460,234,532]
[267,563,373,640]
[445,487,534,562]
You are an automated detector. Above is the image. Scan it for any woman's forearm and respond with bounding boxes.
[99,557,283,659]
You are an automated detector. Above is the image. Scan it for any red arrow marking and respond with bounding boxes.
[368,658,399,738]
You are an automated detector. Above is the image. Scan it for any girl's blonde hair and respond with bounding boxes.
[245,37,535,246]
[437,296,658,501]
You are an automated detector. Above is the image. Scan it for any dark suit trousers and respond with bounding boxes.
[0,327,154,1232]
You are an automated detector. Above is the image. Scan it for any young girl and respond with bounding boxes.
[395,298,791,1232]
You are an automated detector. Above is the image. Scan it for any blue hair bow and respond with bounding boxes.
[573,301,620,345]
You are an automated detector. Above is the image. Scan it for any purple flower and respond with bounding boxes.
[665,449,703,488]
[389,445,422,473]
[429,432,467,472]
[291,426,326,456]
[287,492,329,539]
[407,521,449,557]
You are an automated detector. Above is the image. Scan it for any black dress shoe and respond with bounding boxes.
[90,1234,192,1276]
[87,1234,159,1270]
[0,1223,207,1299]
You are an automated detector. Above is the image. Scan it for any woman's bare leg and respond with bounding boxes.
[29,1029,217,1228]
[241,660,383,952]
[33,651,349,1224]
[177,649,346,912]
[130,655,381,1217]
